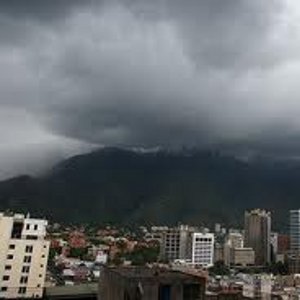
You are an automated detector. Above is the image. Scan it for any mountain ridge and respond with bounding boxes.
[0,147,297,229]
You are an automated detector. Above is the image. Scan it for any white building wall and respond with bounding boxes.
[192,233,214,268]
[0,212,50,299]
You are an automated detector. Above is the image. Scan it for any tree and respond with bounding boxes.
[125,246,159,266]
[209,261,230,276]
[267,261,288,275]
[69,247,88,259]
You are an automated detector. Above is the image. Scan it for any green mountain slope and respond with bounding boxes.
[0,148,298,228]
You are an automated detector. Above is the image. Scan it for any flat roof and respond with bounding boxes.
[45,283,98,297]
[106,267,205,282]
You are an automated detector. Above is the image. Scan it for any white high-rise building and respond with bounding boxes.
[191,233,214,268]
[0,212,50,299]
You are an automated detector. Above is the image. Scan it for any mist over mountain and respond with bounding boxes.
[0,147,297,229]
[2,1,300,173]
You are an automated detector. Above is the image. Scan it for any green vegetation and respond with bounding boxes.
[109,245,159,266]
[209,261,230,276]
[0,147,299,227]
[69,247,88,259]
[48,248,60,262]
[125,246,159,266]
[266,261,289,275]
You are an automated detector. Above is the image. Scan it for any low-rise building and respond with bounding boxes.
[242,274,272,300]
[68,231,87,249]
[99,266,206,300]
[230,248,255,267]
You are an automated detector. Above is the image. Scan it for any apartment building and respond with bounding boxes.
[159,225,193,262]
[191,233,214,268]
[0,212,50,299]
[223,232,254,267]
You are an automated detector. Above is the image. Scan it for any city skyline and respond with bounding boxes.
[2,1,300,298]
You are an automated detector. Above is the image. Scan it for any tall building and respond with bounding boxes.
[191,233,214,268]
[214,243,224,263]
[159,225,193,262]
[290,210,300,253]
[270,232,278,262]
[288,210,300,273]
[244,209,271,266]
[277,234,290,254]
[0,212,50,299]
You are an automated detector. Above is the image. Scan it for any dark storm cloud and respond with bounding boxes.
[0,0,300,177]
[0,0,93,21]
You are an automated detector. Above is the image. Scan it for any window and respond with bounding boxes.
[26,224,30,230]
[25,245,33,253]
[183,284,200,300]
[9,244,15,250]
[7,254,13,260]
[2,276,9,281]
[34,224,38,230]
[11,221,23,239]
[124,291,130,300]
[39,274,42,278]
[26,235,38,240]
[5,265,11,270]
[18,287,26,294]
[23,256,31,263]
[40,264,44,268]
[20,276,28,284]
[1,287,7,292]
[22,266,30,273]
[158,284,171,300]
[41,254,45,258]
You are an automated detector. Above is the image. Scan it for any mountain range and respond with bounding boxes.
[0,147,298,230]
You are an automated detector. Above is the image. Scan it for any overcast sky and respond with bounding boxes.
[1,0,300,178]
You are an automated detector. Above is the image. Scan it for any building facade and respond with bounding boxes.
[99,266,206,300]
[242,274,272,300]
[290,210,300,253]
[277,234,290,254]
[224,233,244,266]
[159,225,193,262]
[230,248,255,267]
[0,212,50,299]
[244,209,271,266]
[191,233,214,268]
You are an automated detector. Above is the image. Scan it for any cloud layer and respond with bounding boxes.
[1,0,300,176]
